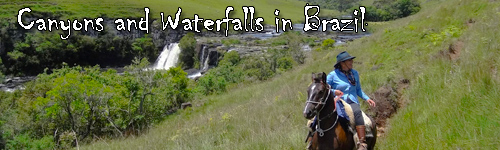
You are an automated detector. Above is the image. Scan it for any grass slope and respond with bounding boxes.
[83,0,500,149]
[1,0,338,24]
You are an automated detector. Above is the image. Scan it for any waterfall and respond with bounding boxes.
[154,43,181,70]
[199,45,206,69]
[202,52,210,71]
[199,45,211,71]
[187,45,210,79]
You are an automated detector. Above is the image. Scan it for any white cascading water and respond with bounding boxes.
[187,72,202,79]
[202,50,210,71]
[187,45,211,79]
[154,43,181,70]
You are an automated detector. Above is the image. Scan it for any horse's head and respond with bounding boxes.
[303,72,331,119]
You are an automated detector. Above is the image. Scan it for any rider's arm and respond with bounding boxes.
[353,70,370,101]
[327,70,349,91]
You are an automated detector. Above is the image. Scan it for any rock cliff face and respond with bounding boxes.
[76,19,188,53]
[196,43,222,71]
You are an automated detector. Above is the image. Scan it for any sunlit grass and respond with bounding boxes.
[80,0,500,149]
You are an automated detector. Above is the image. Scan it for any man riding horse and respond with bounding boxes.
[306,51,376,150]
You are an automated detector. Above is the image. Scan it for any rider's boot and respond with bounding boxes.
[356,125,368,150]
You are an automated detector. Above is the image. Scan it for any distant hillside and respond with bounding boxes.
[1,0,339,23]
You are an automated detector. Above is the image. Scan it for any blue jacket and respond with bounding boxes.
[327,68,370,104]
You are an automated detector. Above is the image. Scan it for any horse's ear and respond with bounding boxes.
[322,72,327,83]
[311,72,316,81]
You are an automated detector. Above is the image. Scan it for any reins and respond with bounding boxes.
[305,84,339,137]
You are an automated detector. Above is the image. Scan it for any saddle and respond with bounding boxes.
[305,99,374,145]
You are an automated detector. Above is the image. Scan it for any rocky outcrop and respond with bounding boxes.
[196,43,222,71]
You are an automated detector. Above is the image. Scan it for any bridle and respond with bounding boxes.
[305,83,339,137]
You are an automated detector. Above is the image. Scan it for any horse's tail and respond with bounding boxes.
[367,117,377,150]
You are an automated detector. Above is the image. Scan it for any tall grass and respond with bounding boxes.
[362,0,500,149]
[82,0,500,149]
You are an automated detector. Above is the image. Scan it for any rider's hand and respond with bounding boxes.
[334,90,343,97]
[334,96,341,103]
[367,99,376,107]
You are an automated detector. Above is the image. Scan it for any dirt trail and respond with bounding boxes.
[367,79,410,137]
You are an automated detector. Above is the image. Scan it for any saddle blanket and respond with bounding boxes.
[337,99,375,141]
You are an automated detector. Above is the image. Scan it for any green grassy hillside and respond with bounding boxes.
[79,0,499,149]
[1,0,338,24]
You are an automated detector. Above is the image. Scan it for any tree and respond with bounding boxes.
[178,32,197,69]
[362,0,420,21]
[131,35,156,61]
[394,0,421,18]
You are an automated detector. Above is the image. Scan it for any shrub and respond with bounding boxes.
[322,38,336,49]
[243,57,274,81]
[220,51,241,66]
[5,134,55,150]
[0,58,193,148]
[277,57,294,71]
[197,73,227,95]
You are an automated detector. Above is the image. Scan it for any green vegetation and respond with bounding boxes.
[179,32,197,69]
[300,0,420,21]
[196,31,309,95]
[321,38,335,49]
[301,0,361,12]
[132,35,157,60]
[81,0,500,149]
[221,39,241,47]
[0,0,339,76]
[3,0,500,149]
[0,28,315,149]
[0,58,192,149]
[1,27,157,75]
[360,0,421,21]
[372,0,500,148]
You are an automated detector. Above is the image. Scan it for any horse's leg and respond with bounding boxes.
[333,123,355,150]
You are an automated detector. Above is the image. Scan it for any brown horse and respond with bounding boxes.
[303,72,376,150]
